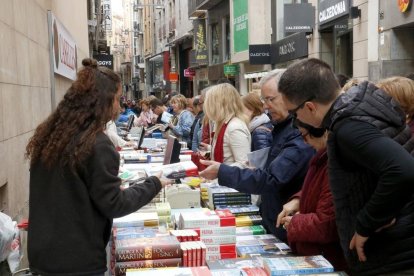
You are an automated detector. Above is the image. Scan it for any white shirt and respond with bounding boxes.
[104,121,127,147]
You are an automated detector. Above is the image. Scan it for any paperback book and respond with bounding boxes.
[263,255,334,275]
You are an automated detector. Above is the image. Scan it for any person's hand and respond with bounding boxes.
[168,122,175,129]
[125,141,137,148]
[199,160,221,180]
[279,215,293,230]
[153,171,172,188]
[276,198,300,227]
[349,232,368,262]
[199,142,211,152]
[350,218,396,262]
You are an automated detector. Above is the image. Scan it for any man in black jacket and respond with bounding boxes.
[278,58,414,275]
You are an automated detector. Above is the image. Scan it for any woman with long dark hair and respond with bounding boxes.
[26,58,167,275]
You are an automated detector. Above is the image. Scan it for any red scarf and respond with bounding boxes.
[213,123,228,163]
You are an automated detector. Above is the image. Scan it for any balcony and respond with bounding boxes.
[188,0,208,18]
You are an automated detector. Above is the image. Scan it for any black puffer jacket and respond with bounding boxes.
[324,81,414,275]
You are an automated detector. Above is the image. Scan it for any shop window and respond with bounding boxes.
[0,183,8,213]
[211,23,221,64]
[223,17,230,62]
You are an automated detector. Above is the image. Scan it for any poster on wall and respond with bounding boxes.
[233,0,249,53]
[49,12,77,80]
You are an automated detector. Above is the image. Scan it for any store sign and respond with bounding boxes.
[271,32,308,64]
[318,0,350,25]
[224,64,239,76]
[233,0,249,53]
[249,44,271,64]
[284,3,315,33]
[102,0,112,32]
[184,68,196,77]
[169,72,179,82]
[49,12,77,80]
[93,54,113,70]
[193,19,208,64]
[398,0,412,12]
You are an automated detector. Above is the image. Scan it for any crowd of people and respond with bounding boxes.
[25,57,414,275]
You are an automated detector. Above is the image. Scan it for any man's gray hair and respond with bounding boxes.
[259,69,286,87]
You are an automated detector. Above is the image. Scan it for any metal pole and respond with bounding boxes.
[47,11,56,111]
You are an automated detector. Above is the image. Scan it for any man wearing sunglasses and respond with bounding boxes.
[278,58,414,275]
[200,69,314,240]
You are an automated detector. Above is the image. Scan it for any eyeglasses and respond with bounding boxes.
[288,97,314,118]
[260,96,277,104]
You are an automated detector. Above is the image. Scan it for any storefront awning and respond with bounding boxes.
[244,71,269,79]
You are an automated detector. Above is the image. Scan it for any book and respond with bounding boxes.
[263,255,334,275]
[200,235,236,245]
[126,266,212,276]
[114,236,182,262]
[194,226,236,237]
[112,227,158,241]
[207,257,263,271]
[179,210,236,229]
[236,225,266,236]
[215,205,260,217]
[236,245,289,258]
[146,123,167,133]
[113,212,159,228]
[235,215,262,227]
[114,258,181,276]
[205,244,236,255]
[146,161,199,179]
[160,111,174,124]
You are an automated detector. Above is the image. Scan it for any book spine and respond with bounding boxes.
[201,235,236,245]
[205,252,237,262]
[115,244,181,262]
[114,258,182,276]
[205,244,236,254]
[194,226,236,236]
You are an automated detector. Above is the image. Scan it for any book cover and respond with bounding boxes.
[263,255,334,275]
[147,161,199,179]
[113,212,159,228]
[115,236,182,262]
[215,205,260,217]
[207,257,263,271]
[236,245,287,258]
[114,258,181,276]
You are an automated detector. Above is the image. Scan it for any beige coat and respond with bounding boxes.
[211,117,251,167]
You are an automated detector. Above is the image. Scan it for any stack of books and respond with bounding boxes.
[112,235,182,276]
[180,241,207,267]
[207,186,251,210]
[178,209,237,261]
[236,234,291,258]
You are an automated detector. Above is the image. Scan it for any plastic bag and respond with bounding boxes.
[0,212,15,262]
[7,224,21,273]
